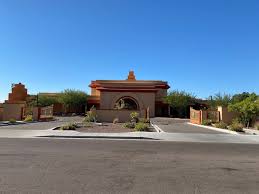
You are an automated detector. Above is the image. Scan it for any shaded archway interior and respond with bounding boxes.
[114,96,139,110]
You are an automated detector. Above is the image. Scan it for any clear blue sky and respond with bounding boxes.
[0,0,258,102]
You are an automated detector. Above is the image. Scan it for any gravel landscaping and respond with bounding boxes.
[55,122,156,133]
[76,123,132,133]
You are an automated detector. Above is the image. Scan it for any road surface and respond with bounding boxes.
[0,138,259,193]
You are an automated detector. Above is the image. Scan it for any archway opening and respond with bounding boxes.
[114,97,139,110]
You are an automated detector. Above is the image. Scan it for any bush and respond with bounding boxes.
[84,109,97,123]
[139,118,150,123]
[24,115,33,122]
[60,123,78,130]
[9,119,16,123]
[130,112,139,123]
[214,121,228,129]
[113,118,119,124]
[83,121,93,128]
[134,122,149,131]
[201,119,212,126]
[123,122,135,129]
[228,119,244,132]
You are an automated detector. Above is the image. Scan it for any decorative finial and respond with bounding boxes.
[127,70,136,81]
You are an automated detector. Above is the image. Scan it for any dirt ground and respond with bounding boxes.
[76,123,133,133]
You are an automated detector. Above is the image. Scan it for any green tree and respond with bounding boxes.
[58,89,88,113]
[165,90,196,118]
[232,92,254,103]
[38,95,59,107]
[208,93,232,109]
[228,94,259,128]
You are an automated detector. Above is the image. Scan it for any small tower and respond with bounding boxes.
[126,70,136,81]
[6,83,28,103]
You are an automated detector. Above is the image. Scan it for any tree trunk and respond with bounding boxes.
[247,120,250,128]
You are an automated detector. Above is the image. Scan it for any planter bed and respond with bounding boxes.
[55,122,155,133]
[77,123,132,133]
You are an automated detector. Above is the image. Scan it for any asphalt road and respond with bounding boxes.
[159,122,225,134]
[0,116,84,130]
[0,138,259,193]
[152,118,225,134]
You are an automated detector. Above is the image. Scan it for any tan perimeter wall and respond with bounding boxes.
[0,107,3,121]
[99,91,155,117]
[190,107,201,124]
[3,103,25,121]
[190,106,237,125]
[255,116,259,128]
[217,106,238,124]
[96,110,143,122]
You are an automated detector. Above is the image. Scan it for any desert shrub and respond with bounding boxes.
[139,118,150,123]
[9,119,16,123]
[61,123,78,130]
[84,109,97,123]
[130,112,139,123]
[113,118,119,124]
[24,115,33,122]
[83,121,93,128]
[134,122,149,131]
[228,119,244,132]
[123,122,135,129]
[214,121,228,129]
[201,119,212,126]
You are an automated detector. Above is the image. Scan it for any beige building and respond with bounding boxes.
[87,71,170,122]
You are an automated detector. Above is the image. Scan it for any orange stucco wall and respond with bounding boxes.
[7,83,28,103]
[0,107,3,121]
[2,103,25,121]
[190,107,201,124]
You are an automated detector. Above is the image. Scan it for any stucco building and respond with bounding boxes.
[0,83,28,121]
[87,71,170,122]
[0,71,170,122]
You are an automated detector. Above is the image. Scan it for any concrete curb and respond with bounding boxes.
[37,135,158,140]
[243,128,259,135]
[187,122,239,135]
[150,122,164,133]
[48,126,60,131]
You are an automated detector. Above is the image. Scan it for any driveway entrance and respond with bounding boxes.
[152,118,226,134]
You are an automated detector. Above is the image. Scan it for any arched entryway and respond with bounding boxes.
[114,96,139,110]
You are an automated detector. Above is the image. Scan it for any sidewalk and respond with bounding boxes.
[1,128,259,144]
